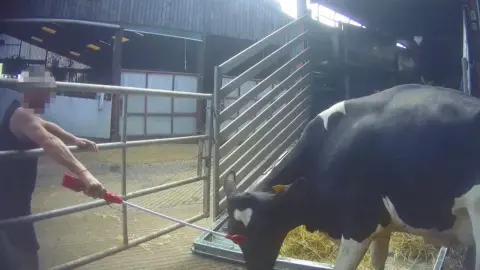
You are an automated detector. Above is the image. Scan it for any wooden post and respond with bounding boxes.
[110,28,124,141]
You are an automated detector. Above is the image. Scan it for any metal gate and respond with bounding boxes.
[192,13,334,270]
[193,13,449,270]
[0,78,213,269]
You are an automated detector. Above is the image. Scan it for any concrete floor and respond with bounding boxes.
[31,145,242,269]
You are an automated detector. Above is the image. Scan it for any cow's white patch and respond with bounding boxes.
[318,101,346,130]
[334,236,370,270]
[234,208,253,227]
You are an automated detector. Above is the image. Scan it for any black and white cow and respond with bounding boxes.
[223,84,480,270]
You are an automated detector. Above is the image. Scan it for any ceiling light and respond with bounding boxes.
[41,26,56,34]
[112,36,130,42]
[87,44,100,51]
[31,36,43,43]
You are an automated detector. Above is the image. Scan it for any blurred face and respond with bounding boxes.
[23,91,52,114]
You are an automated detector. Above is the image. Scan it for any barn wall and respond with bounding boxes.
[41,95,112,139]
[2,0,292,42]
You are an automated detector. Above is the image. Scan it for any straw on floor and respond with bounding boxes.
[280,226,439,270]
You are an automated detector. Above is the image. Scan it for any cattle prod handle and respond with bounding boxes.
[63,173,248,245]
[62,173,124,204]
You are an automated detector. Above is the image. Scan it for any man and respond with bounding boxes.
[0,71,106,269]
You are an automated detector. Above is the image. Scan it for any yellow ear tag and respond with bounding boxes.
[272,185,288,193]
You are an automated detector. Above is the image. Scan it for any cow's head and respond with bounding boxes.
[223,171,309,270]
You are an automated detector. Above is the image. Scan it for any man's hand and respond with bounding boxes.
[77,170,106,199]
[75,138,99,152]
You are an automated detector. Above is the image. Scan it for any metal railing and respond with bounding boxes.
[210,14,313,218]
[0,78,213,269]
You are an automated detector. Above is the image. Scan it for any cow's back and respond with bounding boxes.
[316,84,480,231]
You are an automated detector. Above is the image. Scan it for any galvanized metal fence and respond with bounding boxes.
[210,13,314,217]
[0,78,213,269]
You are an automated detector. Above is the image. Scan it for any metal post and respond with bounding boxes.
[297,0,307,18]
[121,94,129,244]
[198,139,208,217]
[211,66,222,220]
[111,28,124,141]
[342,25,350,99]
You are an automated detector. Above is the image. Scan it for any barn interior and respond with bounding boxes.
[0,21,204,82]
[323,0,464,89]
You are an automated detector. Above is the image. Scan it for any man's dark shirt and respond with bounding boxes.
[0,89,39,251]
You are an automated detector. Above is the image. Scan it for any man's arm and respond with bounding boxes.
[10,108,105,198]
[40,119,77,145]
[10,108,86,173]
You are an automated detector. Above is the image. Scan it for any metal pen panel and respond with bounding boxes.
[220,31,308,98]
[1,69,217,268]
[219,71,311,157]
[220,47,310,120]
[218,103,310,199]
[219,117,309,209]
[204,100,214,219]
[211,66,223,219]
[219,14,309,74]
[219,93,310,173]
[219,62,311,139]
[226,108,310,185]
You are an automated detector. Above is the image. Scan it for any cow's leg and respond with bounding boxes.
[464,184,480,270]
[333,236,371,270]
[468,201,480,270]
[370,231,391,270]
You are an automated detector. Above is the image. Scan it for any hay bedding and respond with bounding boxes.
[280,226,440,270]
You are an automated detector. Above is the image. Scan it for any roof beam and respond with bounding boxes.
[123,24,203,42]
